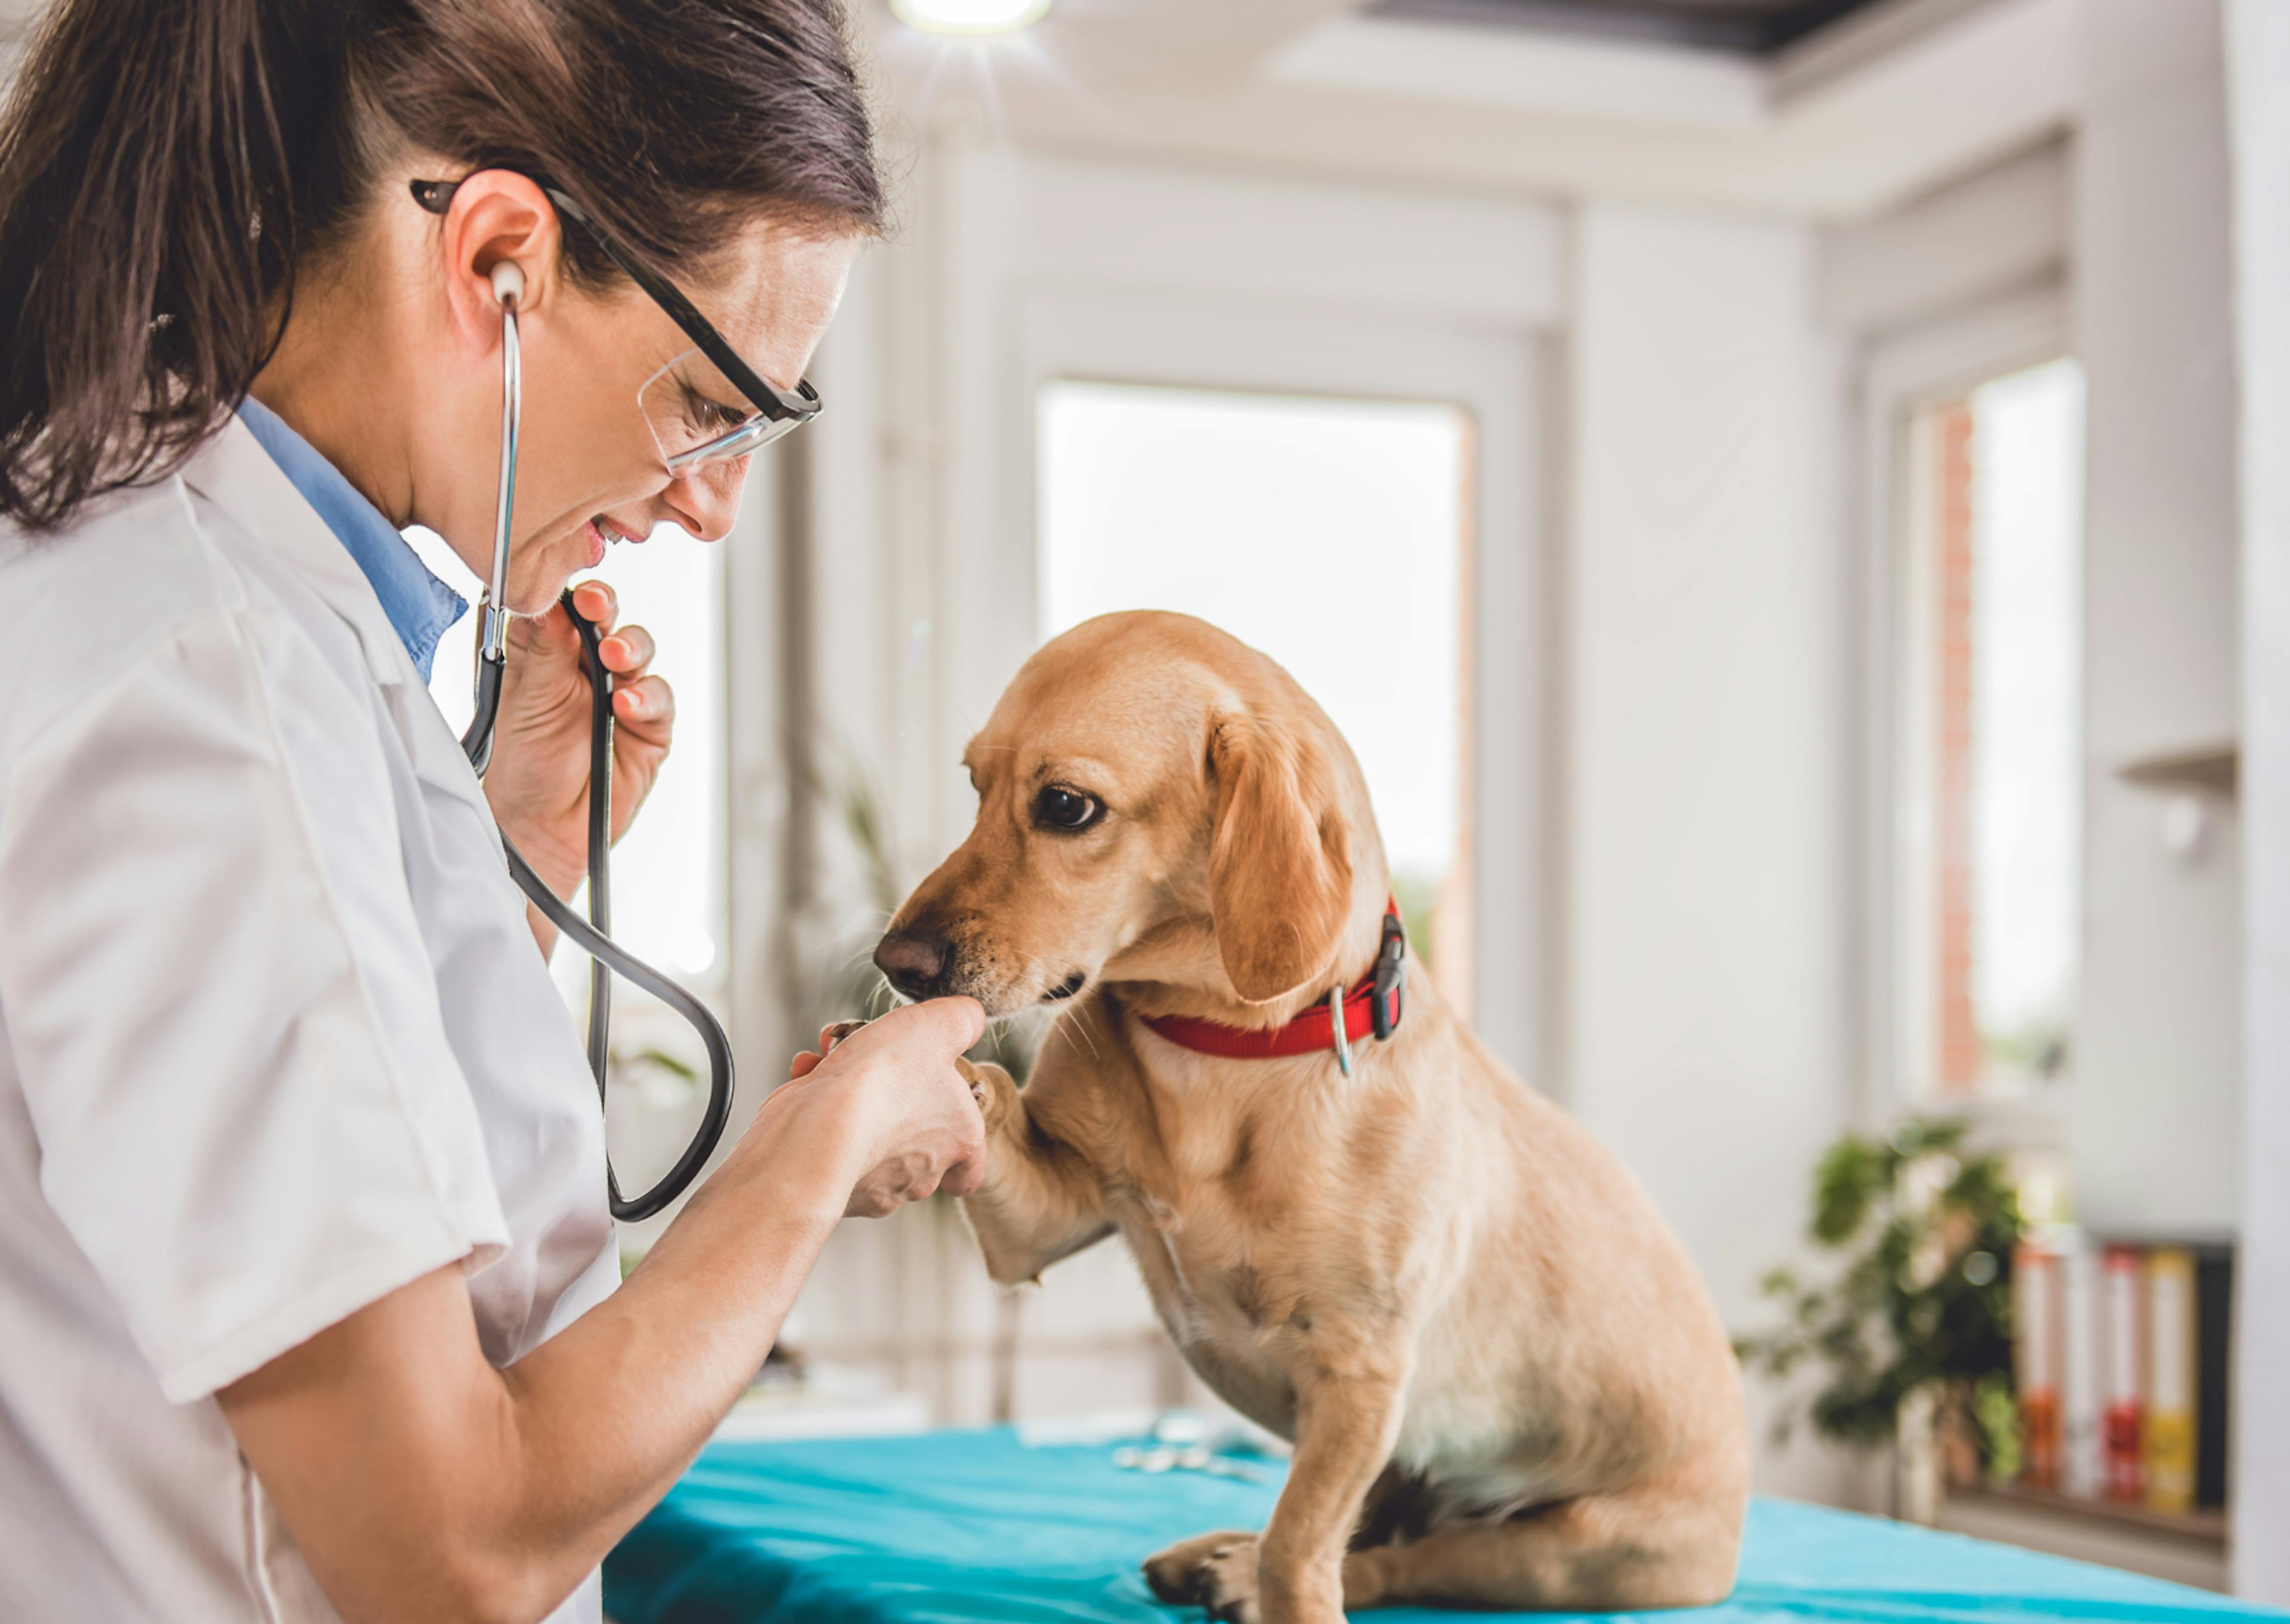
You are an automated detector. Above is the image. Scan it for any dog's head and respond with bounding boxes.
[875,612,1385,1021]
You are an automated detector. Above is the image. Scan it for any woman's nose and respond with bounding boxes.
[665,458,750,542]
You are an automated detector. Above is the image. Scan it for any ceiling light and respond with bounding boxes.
[892,0,1049,36]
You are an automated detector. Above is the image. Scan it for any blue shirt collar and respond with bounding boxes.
[236,396,467,681]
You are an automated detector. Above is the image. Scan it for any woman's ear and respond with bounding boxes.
[434,169,564,342]
[1206,711,1354,1003]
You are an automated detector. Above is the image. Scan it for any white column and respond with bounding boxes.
[1565,203,1858,1503]
[2072,0,2243,1235]
[2226,0,2290,1601]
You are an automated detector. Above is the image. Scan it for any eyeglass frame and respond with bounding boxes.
[410,175,823,467]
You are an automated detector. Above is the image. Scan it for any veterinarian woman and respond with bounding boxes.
[0,3,986,1620]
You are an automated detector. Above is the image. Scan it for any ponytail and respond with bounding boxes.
[0,0,884,535]
[0,0,336,531]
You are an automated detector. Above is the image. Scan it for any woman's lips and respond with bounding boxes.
[581,516,645,570]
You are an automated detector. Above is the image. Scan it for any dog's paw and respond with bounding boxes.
[1144,1530,1260,1622]
[1197,1540,1262,1624]
[957,1056,1018,1133]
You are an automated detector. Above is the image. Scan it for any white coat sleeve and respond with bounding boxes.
[0,605,513,1403]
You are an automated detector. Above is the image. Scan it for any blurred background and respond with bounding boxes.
[459,0,2277,1596]
[10,0,2280,1601]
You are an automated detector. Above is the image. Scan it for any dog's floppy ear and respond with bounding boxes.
[1206,711,1354,1003]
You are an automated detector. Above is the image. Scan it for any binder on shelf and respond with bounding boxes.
[2100,1244,2143,1502]
[2013,1235,2062,1490]
[2142,1247,2197,1515]
[2195,1251,2233,1510]
[2057,1232,2101,1499]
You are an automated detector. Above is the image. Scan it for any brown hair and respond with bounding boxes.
[0,0,883,532]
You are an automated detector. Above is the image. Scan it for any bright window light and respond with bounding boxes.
[892,0,1049,36]
[1038,380,1468,923]
[1894,357,2085,1099]
[1967,361,2084,1048]
[410,525,727,984]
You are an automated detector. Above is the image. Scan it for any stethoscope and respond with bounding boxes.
[457,261,734,1222]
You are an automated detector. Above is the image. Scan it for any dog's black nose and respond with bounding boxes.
[875,932,949,999]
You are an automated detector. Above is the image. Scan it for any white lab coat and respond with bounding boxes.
[0,419,617,1622]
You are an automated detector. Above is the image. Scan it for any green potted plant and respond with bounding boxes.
[1735,1120,2025,1493]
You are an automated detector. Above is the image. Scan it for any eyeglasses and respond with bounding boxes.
[410,176,822,469]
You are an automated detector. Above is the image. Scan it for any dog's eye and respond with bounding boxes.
[1033,785,1102,832]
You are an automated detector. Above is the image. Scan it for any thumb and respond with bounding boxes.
[505,597,576,661]
[867,995,986,1059]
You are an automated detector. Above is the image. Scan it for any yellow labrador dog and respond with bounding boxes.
[869,612,1747,1622]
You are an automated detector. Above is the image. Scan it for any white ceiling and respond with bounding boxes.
[0,0,2081,226]
[862,0,2084,222]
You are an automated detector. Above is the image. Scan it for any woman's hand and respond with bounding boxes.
[480,578,673,901]
[764,1000,989,1217]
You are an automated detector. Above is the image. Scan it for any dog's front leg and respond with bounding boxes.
[1147,1345,1410,1623]
[957,1059,1113,1285]
[1255,1356,1411,1624]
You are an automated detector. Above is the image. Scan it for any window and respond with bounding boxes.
[1036,381,1472,991]
[1894,358,2086,1102]
[411,525,728,984]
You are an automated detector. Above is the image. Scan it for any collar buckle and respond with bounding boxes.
[1371,907,1407,1041]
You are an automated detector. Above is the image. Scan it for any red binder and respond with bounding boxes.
[2013,1237,2062,1489]
[2100,1244,2144,1501]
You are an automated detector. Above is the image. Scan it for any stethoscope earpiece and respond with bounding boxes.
[489,260,525,307]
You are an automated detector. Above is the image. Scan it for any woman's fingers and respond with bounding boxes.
[598,621,655,675]
[611,672,674,730]
[570,577,617,633]
[789,1003,988,1220]
[841,1149,948,1219]
[940,1152,987,1200]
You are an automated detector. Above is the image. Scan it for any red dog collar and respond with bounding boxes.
[1141,903,1407,1073]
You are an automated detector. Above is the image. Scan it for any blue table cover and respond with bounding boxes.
[605,1426,2281,1624]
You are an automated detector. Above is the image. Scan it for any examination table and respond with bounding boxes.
[604,1425,2283,1624]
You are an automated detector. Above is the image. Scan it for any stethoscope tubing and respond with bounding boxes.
[459,290,736,1223]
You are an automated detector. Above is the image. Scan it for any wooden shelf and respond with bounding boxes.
[2081,1228,2237,1257]
[1951,1480,2228,1546]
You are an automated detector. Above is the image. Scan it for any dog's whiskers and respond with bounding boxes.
[1054,996,1104,1067]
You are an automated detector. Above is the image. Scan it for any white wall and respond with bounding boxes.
[1565,204,1862,1505]
[2071,0,2243,1235]
[2225,0,2290,1600]
[1818,140,2069,342]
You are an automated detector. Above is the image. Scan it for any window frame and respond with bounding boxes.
[1855,284,2075,1152]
